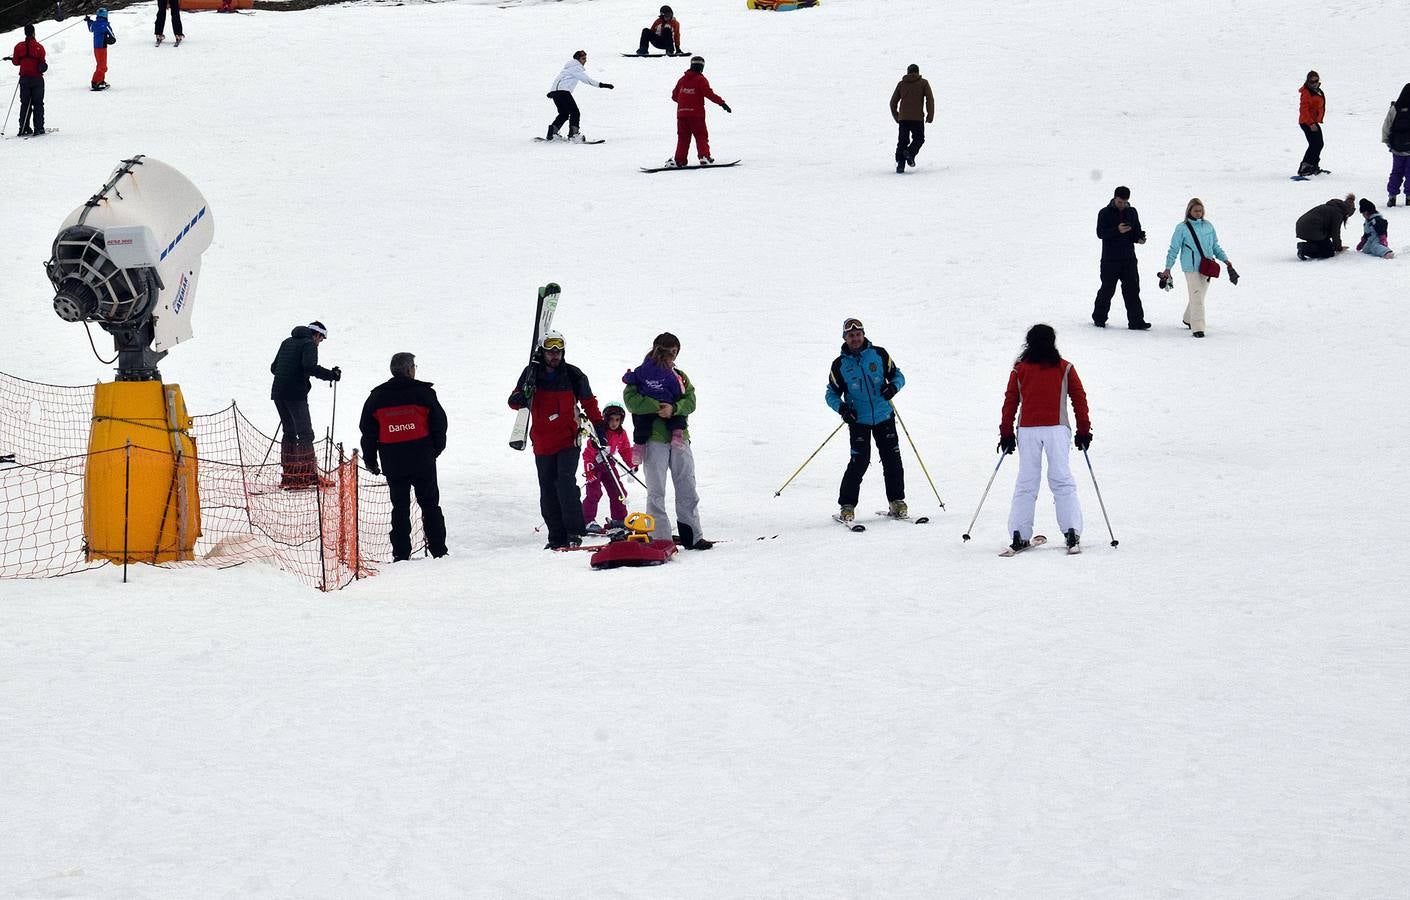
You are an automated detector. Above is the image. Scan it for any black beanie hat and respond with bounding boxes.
[1359,198,1376,215]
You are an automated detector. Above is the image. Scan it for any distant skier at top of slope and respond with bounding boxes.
[545,50,614,143]
[997,323,1091,555]
[825,317,907,524]
[667,55,730,168]
[637,5,685,56]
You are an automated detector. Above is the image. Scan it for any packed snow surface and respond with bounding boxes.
[3,0,1408,896]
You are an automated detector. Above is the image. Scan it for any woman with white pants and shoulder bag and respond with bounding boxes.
[1159,198,1237,338]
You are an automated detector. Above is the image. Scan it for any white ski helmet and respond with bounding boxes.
[539,330,565,351]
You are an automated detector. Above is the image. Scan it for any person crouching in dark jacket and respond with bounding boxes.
[269,320,340,488]
[1296,193,1355,259]
[360,352,449,560]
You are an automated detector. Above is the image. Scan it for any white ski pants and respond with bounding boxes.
[1006,425,1083,542]
[1183,273,1210,332]
[640,441,703,542]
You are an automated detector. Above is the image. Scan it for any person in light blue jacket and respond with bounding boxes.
[1158,198,1236,339]
[825,317,907,521]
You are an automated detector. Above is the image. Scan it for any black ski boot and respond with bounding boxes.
[1065,528,1080,549]
[1010,531,1030,552]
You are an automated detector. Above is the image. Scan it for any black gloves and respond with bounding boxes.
[998,434,1016,455]
[2,57,10,62]
[721,102,732,113]
[329,366,342,382]
[366,460,380,476]
[601,82,614,90]
[1074,432,1093,451]
[879,382,897,400]
[594,423,608,443]
[508,390,527,408]
[840,403,858,424]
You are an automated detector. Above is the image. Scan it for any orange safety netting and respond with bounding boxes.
[0,371,424,590]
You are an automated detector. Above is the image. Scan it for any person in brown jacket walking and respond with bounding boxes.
[890,64,934,174]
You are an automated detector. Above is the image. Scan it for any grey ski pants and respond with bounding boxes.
[639,440,702,542]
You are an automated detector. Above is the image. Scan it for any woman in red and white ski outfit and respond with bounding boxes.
[997,324,1092,551]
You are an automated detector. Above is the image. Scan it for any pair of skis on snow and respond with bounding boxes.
[996,535,1082,557]
[831,510,931,533]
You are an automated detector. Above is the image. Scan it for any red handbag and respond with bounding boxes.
[1186,222,1221,279]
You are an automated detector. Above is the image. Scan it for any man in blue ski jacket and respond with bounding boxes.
[825,317,907,522]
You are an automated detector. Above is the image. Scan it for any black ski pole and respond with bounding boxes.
[774,422,845,497]
[961,452,1007,541]
[1082,449,1119,547]
[257,421,284,469]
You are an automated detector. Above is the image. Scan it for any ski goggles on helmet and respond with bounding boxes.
[842,317,865,335]
[541,336,565,351]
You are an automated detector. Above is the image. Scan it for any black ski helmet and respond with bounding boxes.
[603,402,626,421]
[690,55,705,73]
[660,5,673,17]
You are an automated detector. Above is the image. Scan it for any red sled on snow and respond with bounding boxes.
[589,538,678,569]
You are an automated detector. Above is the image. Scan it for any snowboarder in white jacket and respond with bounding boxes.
[546,51,614,142]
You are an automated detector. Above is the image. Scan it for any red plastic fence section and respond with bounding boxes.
[0,372,424,590]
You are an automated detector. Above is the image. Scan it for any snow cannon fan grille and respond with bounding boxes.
[46,225,159,325]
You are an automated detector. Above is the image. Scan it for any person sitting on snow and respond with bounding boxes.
[637,5,684,56]
[1356,198,1394,259]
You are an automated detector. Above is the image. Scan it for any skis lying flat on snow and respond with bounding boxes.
[640,160,741,173]
[875,510,930,524]
[832,515,866,532]
[998,534,1047,557]
[9,129,58,139]
[533,137,607,145]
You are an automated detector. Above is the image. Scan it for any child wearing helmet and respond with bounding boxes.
[84,8,115,91]
[582,403,635,530]
[637,6,683,56]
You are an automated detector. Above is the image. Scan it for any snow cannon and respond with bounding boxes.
[44,156,215,565]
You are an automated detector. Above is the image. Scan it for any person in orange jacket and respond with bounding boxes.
[637,5,684,56]
[668,55,730,168]
[1298,70,1327,177]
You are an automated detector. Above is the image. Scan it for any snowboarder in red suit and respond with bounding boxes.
[670,55,730,168]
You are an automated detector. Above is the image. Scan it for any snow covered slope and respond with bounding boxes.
[2,1,1407,896]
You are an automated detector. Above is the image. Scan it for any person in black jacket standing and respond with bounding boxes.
[1091,186,1151,330]
[360,352,449,561]
[269,320,340,489]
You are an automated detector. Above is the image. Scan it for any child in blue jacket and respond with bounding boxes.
[84,9,114,91]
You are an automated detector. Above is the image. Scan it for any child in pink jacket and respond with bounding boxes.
[582,403,635,530]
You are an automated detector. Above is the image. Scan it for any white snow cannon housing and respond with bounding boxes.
[45,156,214,381]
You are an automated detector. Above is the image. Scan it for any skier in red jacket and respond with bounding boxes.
[669,55,730,168]
[997,324,1091,554]
[4,25,47,135]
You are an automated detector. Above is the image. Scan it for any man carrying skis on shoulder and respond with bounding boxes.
[546,50,614,143]
[668,55,729,168]
[507,331,605,549]
[825,318,907,524]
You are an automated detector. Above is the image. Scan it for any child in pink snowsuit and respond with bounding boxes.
[582,403,635,527]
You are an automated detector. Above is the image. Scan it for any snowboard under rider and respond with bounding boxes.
[669,55,729,167]
[997,323,1090,554]
[825,318,907,524]
[546,50,614,143]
